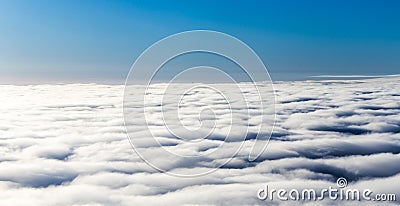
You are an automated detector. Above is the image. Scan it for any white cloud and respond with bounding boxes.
[0,77,399,205]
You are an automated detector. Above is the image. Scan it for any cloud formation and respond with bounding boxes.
[0,77,399,205]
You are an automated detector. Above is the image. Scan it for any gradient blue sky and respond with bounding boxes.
[0,0,399,82]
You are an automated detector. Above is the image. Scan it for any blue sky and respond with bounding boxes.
[0,0,399,82]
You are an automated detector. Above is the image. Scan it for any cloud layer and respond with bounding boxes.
[0,77,399,205]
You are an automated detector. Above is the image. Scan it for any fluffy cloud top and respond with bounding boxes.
[0,77,399,205]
